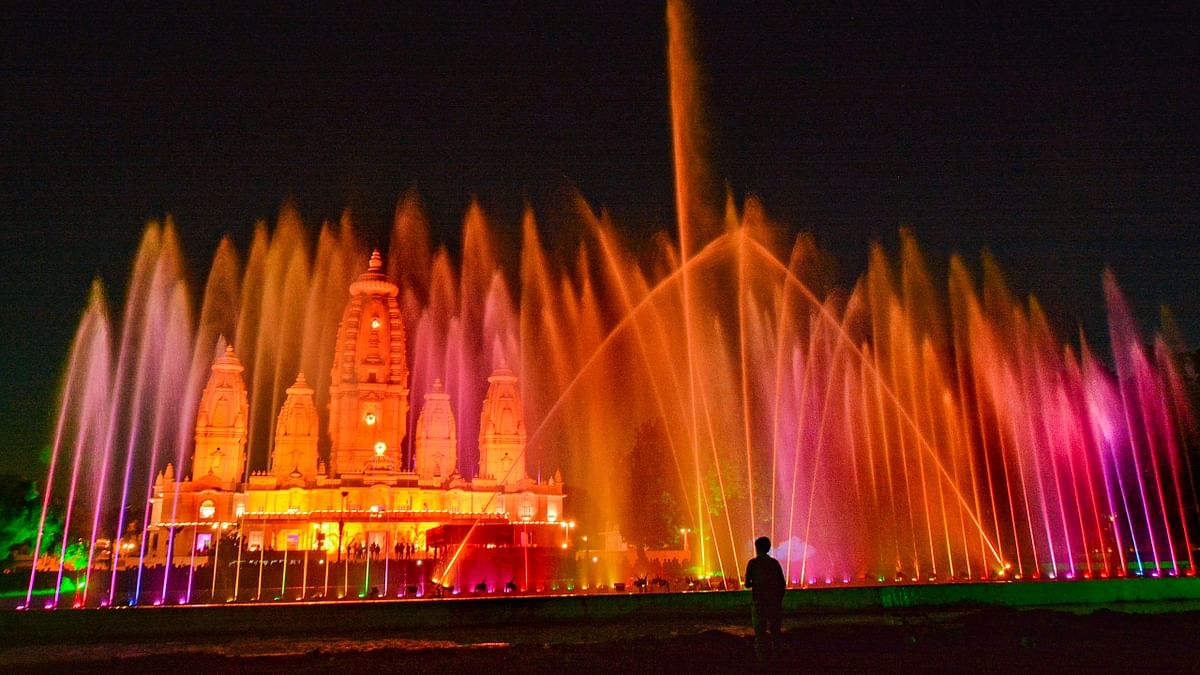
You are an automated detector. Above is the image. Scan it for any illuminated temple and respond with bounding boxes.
[146,251,566,579]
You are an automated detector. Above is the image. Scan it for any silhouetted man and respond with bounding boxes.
[744,535,785,665]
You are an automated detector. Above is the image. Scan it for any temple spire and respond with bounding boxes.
[328,250,410,476]
[415,376,457,485]
[192,342,249,486]
[477,363,527,485]
[272,372,319,483]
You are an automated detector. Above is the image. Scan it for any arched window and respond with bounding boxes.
[199,499,216,519]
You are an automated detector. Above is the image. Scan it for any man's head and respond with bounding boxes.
[755,536,771,555]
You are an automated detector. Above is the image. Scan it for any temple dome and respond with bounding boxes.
[349,249,398,297]
[212,343,245,374]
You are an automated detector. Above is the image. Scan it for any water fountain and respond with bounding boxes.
[19,1,1198,610]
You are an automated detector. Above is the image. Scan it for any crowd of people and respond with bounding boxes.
[342,540,427,562]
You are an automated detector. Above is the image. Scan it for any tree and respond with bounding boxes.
[621,418,684,556]
[0,477,60,562]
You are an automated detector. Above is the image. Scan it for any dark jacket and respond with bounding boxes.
[744,553,785,606]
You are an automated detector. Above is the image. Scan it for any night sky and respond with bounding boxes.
[1,2,1197,477]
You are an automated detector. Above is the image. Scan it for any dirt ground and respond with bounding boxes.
[5,604,1200,673]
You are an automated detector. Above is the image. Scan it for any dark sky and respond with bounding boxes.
[1,2,1198,477]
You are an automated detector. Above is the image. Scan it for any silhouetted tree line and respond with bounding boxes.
[621,418,686,557]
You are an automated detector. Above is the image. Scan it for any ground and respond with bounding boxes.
[4,603,1200,673]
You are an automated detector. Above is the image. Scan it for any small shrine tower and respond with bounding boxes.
[271,373,319,484]
[476,361,527,485]
[192,342,249,487]
[415,377,457,485]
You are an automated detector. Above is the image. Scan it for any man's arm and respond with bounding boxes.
[744,559,755,587]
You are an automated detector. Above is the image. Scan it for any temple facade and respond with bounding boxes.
[146,251,565,573]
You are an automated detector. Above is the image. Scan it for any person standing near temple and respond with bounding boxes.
[744,535,786,666]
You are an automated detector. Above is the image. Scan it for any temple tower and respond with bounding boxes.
[476,362,527,485]
[328,250,410,476]
[193,343,249,487]
[415,377,457,485]
[271,373,319,483]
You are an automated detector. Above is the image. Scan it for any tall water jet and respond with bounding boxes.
[668,0,723,578]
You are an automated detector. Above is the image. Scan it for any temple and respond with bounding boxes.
[146,251,566,589]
